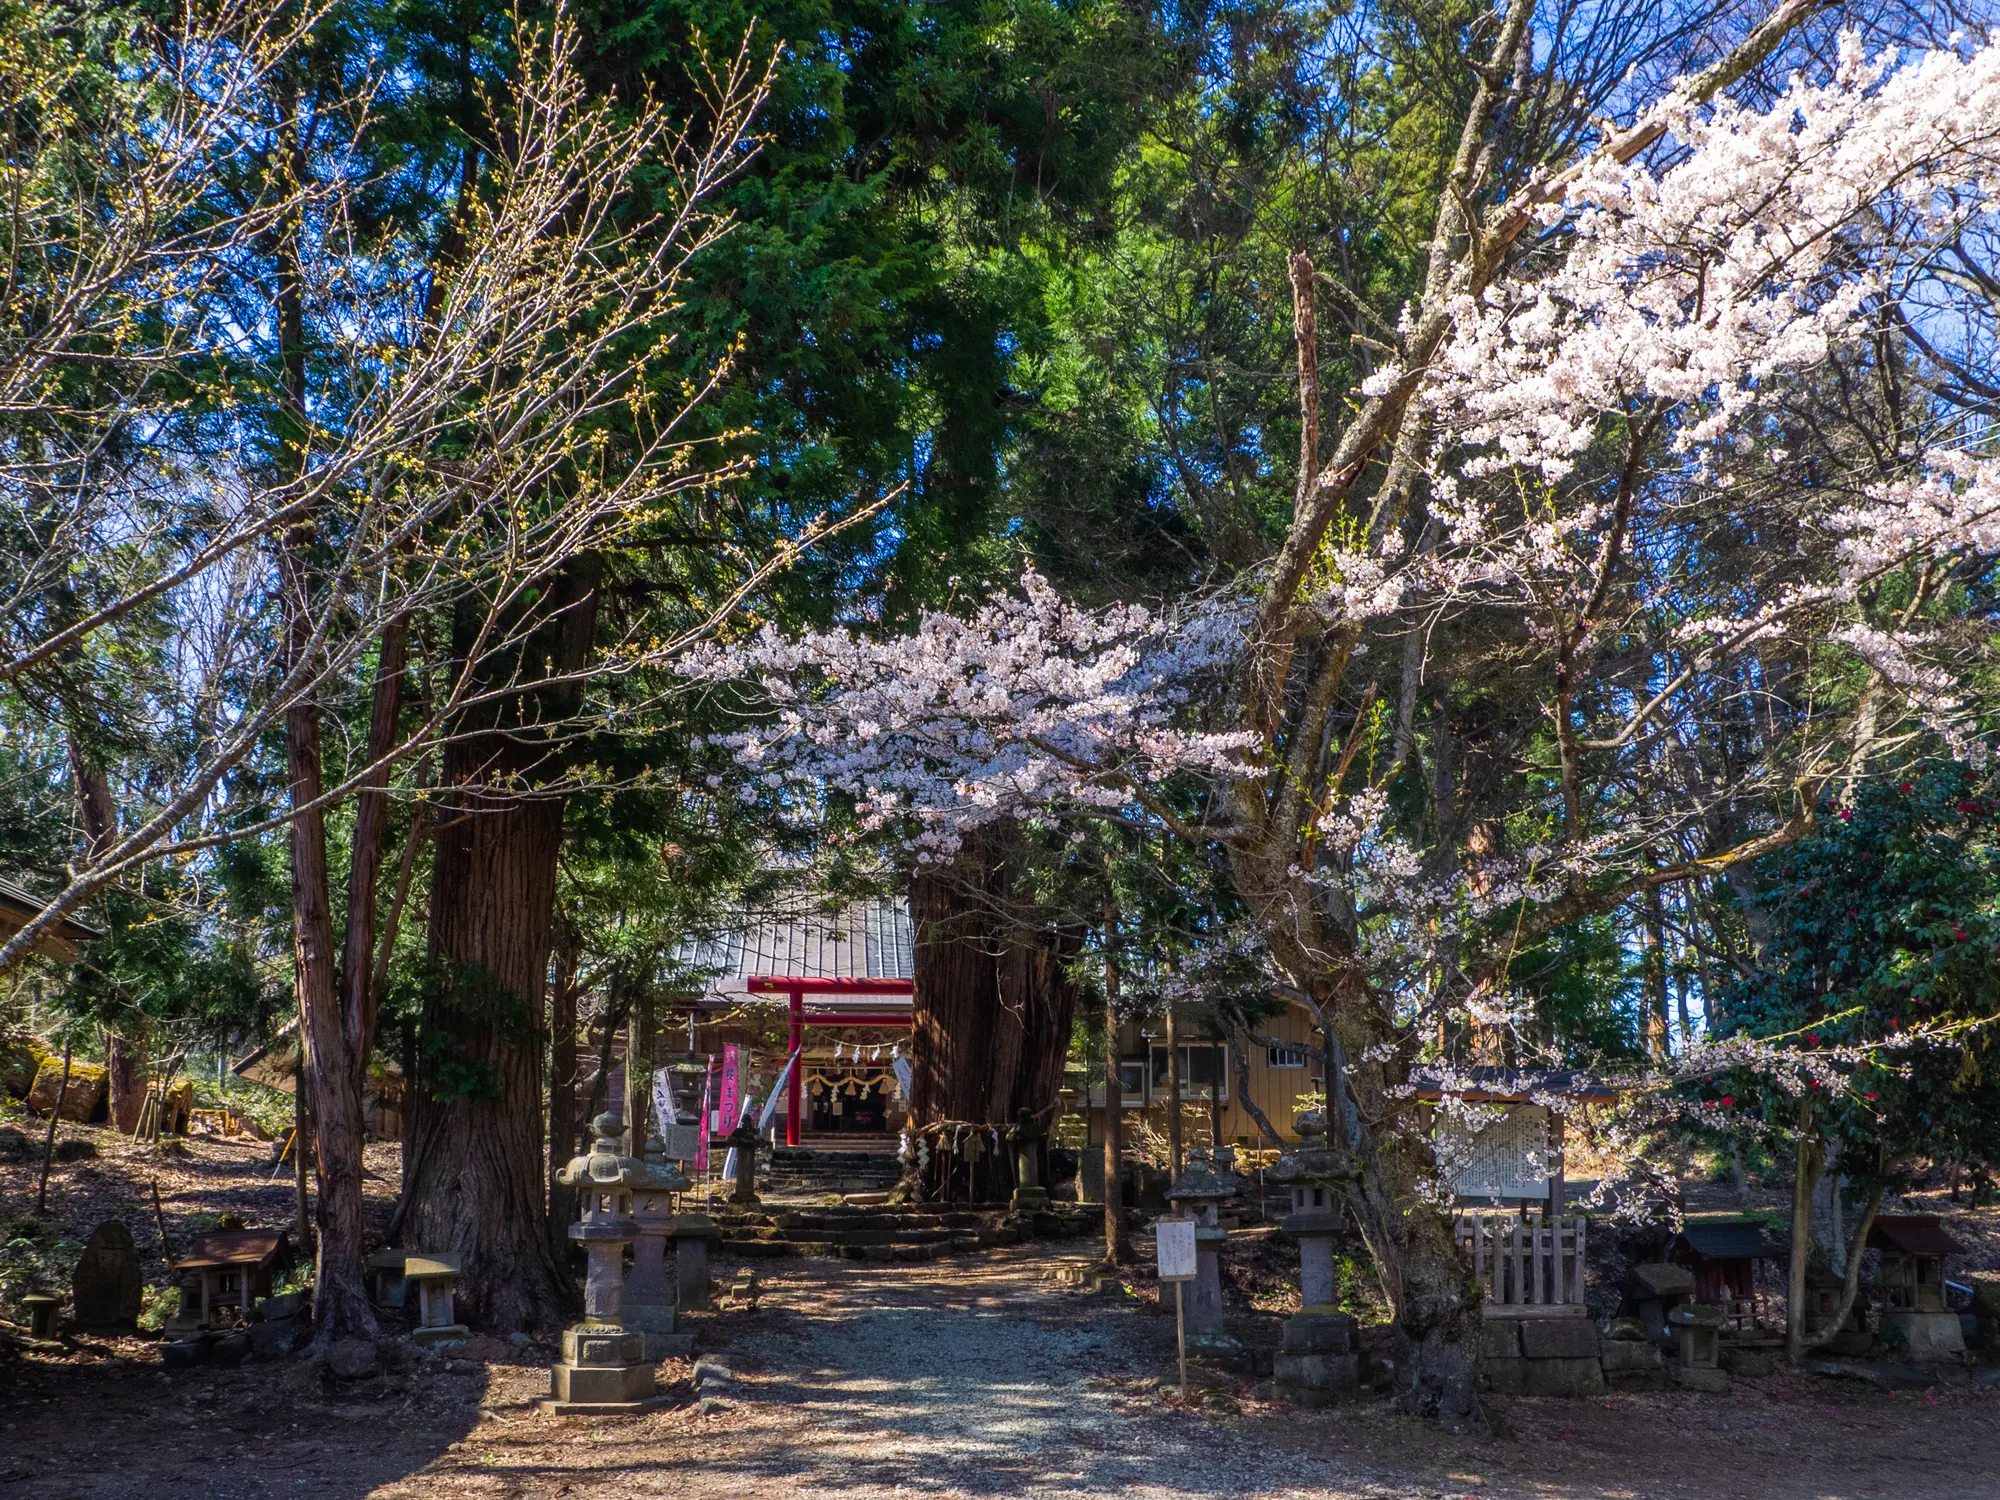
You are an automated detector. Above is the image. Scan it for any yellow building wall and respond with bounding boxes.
[1067,1002,1326,1148]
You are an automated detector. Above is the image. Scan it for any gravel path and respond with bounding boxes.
[656,1248,1386,1499]
[13,1237,2000,1499]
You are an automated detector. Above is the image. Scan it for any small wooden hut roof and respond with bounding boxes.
[0,876,101,961]
[1866,1214,1964,1257]
[1669,1218,1789,1261]
[172,1230,291,1273]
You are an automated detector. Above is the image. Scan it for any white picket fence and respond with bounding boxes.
[1455,1214,1587,1311]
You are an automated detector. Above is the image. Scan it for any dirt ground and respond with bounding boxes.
[4,1243,2000,1500]
[9,1129,2000,1498]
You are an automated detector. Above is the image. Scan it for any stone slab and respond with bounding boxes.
[1598,1339,1663,1373]
[1633,1262,1694,1298]
[1280,1313,1355,1355]
[537,1393,674,1416]
[1881,1310,1966,1361]
[1272,1351,1360,1391]
[1521,1318,1600,1359]
[1523,1356,1605,1397]
[1480,1320,1523,1359]
[411,1323,470,1348]
[1482,1355,1524,1395]
[549,1361,656,1406]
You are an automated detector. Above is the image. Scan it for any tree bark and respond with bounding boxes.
[909,830,1079,1199]
[105,1031,146,1135]
[400,559,600,1330]
[1786,1099,1825,1363]
[548,917,581,1249]
[1101,909,1130,1264]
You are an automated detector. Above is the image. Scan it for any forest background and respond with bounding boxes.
[3,0,2000,1431]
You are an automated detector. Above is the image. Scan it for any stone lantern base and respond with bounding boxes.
[537,1324,666,1414]
[1008,1184,1050,1213]
[411,1321,470,1349]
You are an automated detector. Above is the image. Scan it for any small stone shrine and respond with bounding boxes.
[1668,1302,1728,1392]
[1164,1150,1237,1351]
[405,1253,468,1348]
[1266,1112,1358,1401]
[71,1219,142,1331]
[21,1293,59,1340]
[542,1112,663,1414]
[1869,1214,1966,1360]
[625,1134,694,1359]
[364,1248,409,1311]
[164,1229,291,1335]
[1007,1109,1050,1213]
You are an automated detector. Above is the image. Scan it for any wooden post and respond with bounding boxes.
[786,988,804,1148]
[1175,1277,1188,1401]
[1163,1001,1183,1180]
[1546,1111,1567,1221]
[35,1044,72,1212]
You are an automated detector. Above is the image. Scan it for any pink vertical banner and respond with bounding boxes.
[718,1043,742,1133]
[693,1058,715,1172]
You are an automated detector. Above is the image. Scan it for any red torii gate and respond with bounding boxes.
[747,975,914,1147]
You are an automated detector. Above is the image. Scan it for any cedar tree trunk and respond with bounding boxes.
[400,560,599,1330]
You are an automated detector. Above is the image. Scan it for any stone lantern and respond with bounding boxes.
[625,1134,694,1360]
[541,1113,663,1414]
[1007,1109,1050,1213]
[1164,1150,1238,1351]
[1265,1111,1358,1400]
[405,1253,468,1348]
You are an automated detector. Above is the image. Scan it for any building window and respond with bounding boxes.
[1266,1045,1308,1069]
[1118,1060,1146,1105]
[1149,1044,1228,1100]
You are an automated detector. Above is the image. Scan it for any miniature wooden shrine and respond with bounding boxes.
[1666,1217,1789,1334]
[1868,1214,1966,1359]
[164,1230,292,1334]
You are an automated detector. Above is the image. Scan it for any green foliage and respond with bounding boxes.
[1721,764,2000,1185]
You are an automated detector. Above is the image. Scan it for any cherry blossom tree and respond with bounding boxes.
[690,1,2000,1422]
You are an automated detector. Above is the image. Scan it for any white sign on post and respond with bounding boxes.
[1155,1217,1198,1282]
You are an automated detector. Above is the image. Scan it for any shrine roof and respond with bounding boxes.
[172,1229,289,1272]
[1669,1217,1789,1261]
[673,896,915,1002]
[1409,1067,1618,1103]
[1866,1214,1965,1257]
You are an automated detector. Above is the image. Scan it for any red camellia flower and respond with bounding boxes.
[1720,1096,1735,1108]
[1901,783,1913,793]
[1806,1033,1819,1046]
[1839,809,1852,821]
[1956,927,1969,940]
[1866,1092,1879,1101]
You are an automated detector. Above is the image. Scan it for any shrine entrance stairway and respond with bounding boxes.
[766,1146,904,1199]
[716,1202,1095,1262]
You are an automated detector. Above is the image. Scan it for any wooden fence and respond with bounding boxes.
[1455,1214,1587,1312]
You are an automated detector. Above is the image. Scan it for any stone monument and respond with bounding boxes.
[673,1211,719,1312]
[405,1253,468,1348]
[1266,1113,1358,1400]
[1007,1109,1051,1213]
[1668,1302,1728,1393]
[1164,1150,1238,1352]
[541,1113,664,1414]
[726,1118,761,1206]
[626,1134,694,1359]
[72,1219,142,1330]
